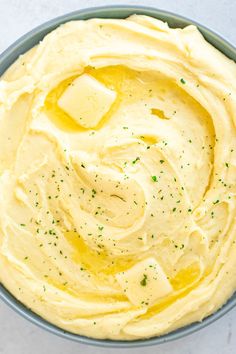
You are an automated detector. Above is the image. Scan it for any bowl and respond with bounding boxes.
[0,5,236,348]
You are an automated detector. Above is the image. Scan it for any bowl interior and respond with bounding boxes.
[0,5,236,348]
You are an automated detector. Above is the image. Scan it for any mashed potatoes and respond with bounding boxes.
[1,15,236,340]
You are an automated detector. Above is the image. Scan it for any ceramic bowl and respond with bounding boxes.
[0,5,236,348]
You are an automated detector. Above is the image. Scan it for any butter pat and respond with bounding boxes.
[116,258,172,306]
[58,74,116,128]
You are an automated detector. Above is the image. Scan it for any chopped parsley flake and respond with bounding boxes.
[132,157,140,164]
[213,199,219,204]
[140,274,148,286]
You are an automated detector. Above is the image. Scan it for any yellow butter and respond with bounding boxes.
[116,258,173,306]
[58,74,116,128]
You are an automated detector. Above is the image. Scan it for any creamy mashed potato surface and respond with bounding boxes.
[1,15,236,340]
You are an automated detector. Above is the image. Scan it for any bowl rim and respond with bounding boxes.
[0,4,236,348]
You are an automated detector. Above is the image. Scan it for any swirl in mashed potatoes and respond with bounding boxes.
[1,15,236,340]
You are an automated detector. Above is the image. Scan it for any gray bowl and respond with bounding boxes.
[0,5,236,348]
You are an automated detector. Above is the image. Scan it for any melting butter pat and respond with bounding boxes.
[116,258,172,306]
[58,74,116,128]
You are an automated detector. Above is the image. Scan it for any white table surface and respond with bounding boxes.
[0,0,236,353]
